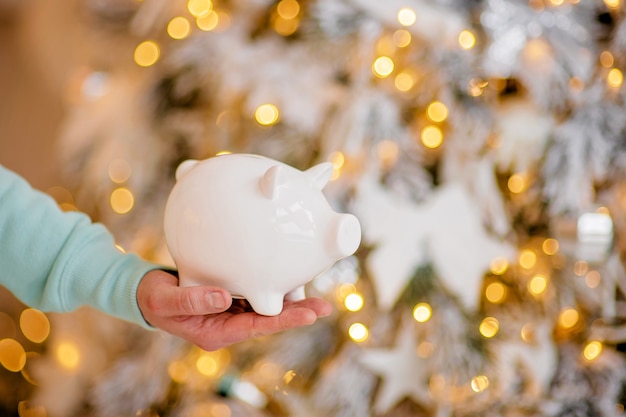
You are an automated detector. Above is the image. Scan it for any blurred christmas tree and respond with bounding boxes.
[4,0,626,416]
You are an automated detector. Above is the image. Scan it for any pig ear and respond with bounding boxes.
[259,165,289,200]
[304,162,334,190]
[175,159,199,181]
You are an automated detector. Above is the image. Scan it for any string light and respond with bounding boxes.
[558,307,579,329]
[520,323,534,342]
[420,125,443,148]
[507,173,527,194]
[168,360,190,383]
[254,103,280,126]
[542,238,559,255]
[417,341,434,358]
[583,340,603,361]
[372,56,395,78]
[133,41,160,67]
[607,68,623,89]
[0,338,26,372]
[426,101,448,123]
[108,159,131,184]
[167,16,192,40]
[412,303,432,322]
[458,30,476,50]
[604,0,621,9]
[276,0,300,19]
[600,51,614,68]
[110,187,135,214]
[187,0,213,17]
[528,274,548,296]
[485,282,506,303]
[489,257,509,275]
[19,309,50,344]
[479,317,499,338]
[56,341,80,370]
[348,323,369,342]
[394,71,415,91]
[470,375,489,393]
[344,293,364,312]
[196,11,219,31]
[392,29,411,47]
[196,353,220,377]
[397,8,416,26]
[518,249,537,269]
[573,260,588,276]
[585,270,601,288]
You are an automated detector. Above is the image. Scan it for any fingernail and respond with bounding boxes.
[208,292,227,310]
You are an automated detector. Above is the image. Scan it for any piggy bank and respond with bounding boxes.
[163,153,361,316]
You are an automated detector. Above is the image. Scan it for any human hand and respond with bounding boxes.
[136,269,332,351]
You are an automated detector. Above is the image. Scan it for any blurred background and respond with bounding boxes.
[2,0,626,416]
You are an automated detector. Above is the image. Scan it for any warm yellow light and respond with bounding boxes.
[417,341,434,358]
[167,16,191,40]
[520,323,534,342]
[528,274,548,296]
[607,68,623,88]
[394,71,415,91]
[378,139,399,168]
[273,15,299,36]
[548,0,565,5]
[585,270,601,289]
[458,30,476,50]
[254,103,280,126]
[329,151,345,170]
[187,0,213,17]
[470,375,489,393]
[604,0,621,9]
[485,282,506,303]
[518,249,537,269]
[507,173,526,194]
[0,339,26,372]
[392,29,411,47]
[421,125,443,149]
[56,342,80,369]
[542,238,559,255]
[489,257,509,275]
[110,187,134,214]
[337,283,357,300]
[427,101,448,123]
[412,303,432,323]
[20,309,50,344]
[600,51,614,68]
[348,323,369,342]
[558,308,579,329]
[276,0,300,19]
[573,260,588,276]
[133,41,160,67]
[108,159,131,184]
[583,340,603,361]
[216,150,232,156]
[196,353,219,377]
[344,293,364,312]
[397,8,416,26]
[168,360,190,383]
[196,11,218,31]
[479,317,499,338]
[372,56,395,78]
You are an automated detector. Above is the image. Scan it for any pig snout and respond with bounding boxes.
[329,213,361,259]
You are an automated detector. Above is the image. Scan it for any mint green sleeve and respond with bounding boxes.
[0,165,160,329]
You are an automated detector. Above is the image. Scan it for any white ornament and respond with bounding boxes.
[164,154,362,316]
[359,320,431,414]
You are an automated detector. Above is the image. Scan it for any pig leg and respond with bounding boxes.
[285,285,306,302]
[247,291,286,317]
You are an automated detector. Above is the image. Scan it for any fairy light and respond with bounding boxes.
[604,0,621,9]
[168,360,190,383]
[470,375,489,393]
[600,51,614,68]
[397,8,416,26]
[585,270,601,288]
[558,307,579,329]
[187,0,212,17]
[528,274,548,296]
[167,16,191,40]
[542,238,559,255]
[372,56,394,78]
[0,338,26,372]
[412,303,432,323]
[276,0,300,19]
[394,71,415,91]
[392,29,411,47]
[417,341,434,358]
[489,257,509,275]
[468,78,488,97]
[133,41,160,67]
[507,173,526,194]
[254,103,280,126]
[548,0,565,5]
[479,317,499,338]
[420,125,443,148]
[485,282,506,303]
[273,15,299,36]
[573,260,588,276]
[196,353,220,377]
[108,159,131,183]
[458,30,476,50]
[196,10,219,31]
[426,101,448,123]
[518,249,537,269]
[520,323,534,342]
[56,341,80,370]
[329,151,345,170]
[607,68,623,89]
[348,323,369,342]
[337,283,357,301]
[19,308,50,344]
[344,293,364,312]
[583,340,603,361]
[110,187,135,214]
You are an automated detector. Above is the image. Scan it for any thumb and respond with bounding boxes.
[140,270,232,317]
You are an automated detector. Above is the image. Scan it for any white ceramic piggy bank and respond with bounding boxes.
[164,153,361,316]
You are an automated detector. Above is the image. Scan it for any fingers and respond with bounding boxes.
[138,270,232,318]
